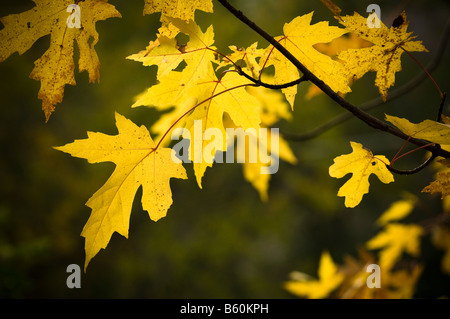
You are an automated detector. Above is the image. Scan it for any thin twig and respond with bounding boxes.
[388,147,438,175]
[236,66,307,89]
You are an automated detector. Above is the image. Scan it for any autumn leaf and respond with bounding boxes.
[131,71,199,141]
[55,113,187,270]
[184,67,261,187]
[241,131,296,202]
[246,75,293,127]
[385,114,450,146]
[0,0,121,121]
[218,42,265,78]
[224,115,297,202]
[143,0,213,20]
[337,11,427,101]
[141,0,213,48]
[131,63,262,188]
[337,248,422,299]
[329,142,394,208]
[285,251,344,299]
[387,266,423,299]
[366,223,423,272]
[262,11,351,108]
[127,18,216,83]
[306,32,372,99]
[376,196,416,226]
[128,17,219,143]
[236,78,296,201]
[128,17,218,132]
[422,158,450,199]
[128,36,184,80]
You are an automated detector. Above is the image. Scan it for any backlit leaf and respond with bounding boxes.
[143,0,213,20]
[385,114,450,146]
[329,142,394,208]
[262,12,351,108]
[285,251,344,299]
[367,223,423,271]
[55,113,187,270]
[0,0,121,120]
[337,11,427,101]
[422,159,450,199]
[376,196,416,226]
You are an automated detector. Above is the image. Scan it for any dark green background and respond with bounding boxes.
[0,0,449,298]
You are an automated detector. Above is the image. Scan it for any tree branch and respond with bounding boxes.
[217,0,450,159]
[282,17,450,141]
[236,66,307,89]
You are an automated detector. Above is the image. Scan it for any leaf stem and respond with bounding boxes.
[391,137,411,164]
[401,46,444,98]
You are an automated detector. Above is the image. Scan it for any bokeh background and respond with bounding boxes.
[0,0,449,298]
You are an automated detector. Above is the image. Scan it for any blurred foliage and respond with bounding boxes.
[0,0,449,298]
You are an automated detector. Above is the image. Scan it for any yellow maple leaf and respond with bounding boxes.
[184,67,261,187]
[263,12,351,108]
[127,18,216,82]
[306,32,372,99]
[336,248,422,299]
[314,32,373,57]
[143,0,213,20]
[128,18,219,144]
[219,42,265,78]
[366,223,423,272]
[224,115,297,202]
[329,142,394,208]
[387,266,423,299]
[422,159,450,198]
[337,11,427,101]
[241,131,296,202]
[55,113,187,270]
[128,37,183,80]
[376,196,416,226]
[385,114,450,146]
[235,76,296,201]
[285,251,344,299]
[0,0,121,121]
[131,70,198,142]
[246,75,293,127]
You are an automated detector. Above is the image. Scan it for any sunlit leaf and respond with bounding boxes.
[0,0,121,120]
[329,142,394,208]
[55,113,187,270]
[285,251,344,299]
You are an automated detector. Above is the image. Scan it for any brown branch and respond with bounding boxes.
[282,16,450,142]
[217,0,450,159]
[236,66,308,89]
